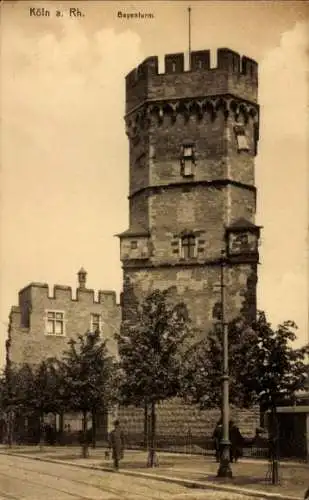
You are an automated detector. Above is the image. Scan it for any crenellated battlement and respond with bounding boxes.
[126,48,257,85]
[8,272,121,366]
[126,48,258,113]
[18,282,119,307]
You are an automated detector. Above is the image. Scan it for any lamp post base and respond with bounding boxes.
[217,443,233,478]
[217,461,233,478]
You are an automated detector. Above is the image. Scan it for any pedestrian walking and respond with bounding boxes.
[109,420,125,471]
[212,419,223,462]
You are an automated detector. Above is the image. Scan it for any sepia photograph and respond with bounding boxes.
[0,1,308,498]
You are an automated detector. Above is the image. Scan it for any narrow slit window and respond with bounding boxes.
[181,144,196,177]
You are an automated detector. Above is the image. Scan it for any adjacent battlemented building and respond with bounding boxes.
[6,270,120,440]
[7,269,120,367]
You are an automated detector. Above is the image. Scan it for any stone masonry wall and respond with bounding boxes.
[126,49,258,113]
[122,263,257,337]
[149,185,225,265]
[118,399,260,440]
[149,111,228,188]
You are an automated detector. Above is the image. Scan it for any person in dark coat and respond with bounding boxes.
[212,419,223,462]
[229,420,244,463]
[109,420,125,471]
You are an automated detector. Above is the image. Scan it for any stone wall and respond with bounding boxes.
[122,263,257,338]
[118,398,260,440]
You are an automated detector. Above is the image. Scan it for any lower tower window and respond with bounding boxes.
[180,234,197,259]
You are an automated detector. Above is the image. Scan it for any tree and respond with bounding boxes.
[242,312,309,484]
[181,311,309,483]
[24,359,62,448]
[0,364,34,446]
[181,317,258,409]
[59,331,118,458]
[116,289,193,467]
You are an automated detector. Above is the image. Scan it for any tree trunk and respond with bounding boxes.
[59,412,64,445]
[91,410,96,449]
[7,410,13,448]
[81,410,89,459]
[270,406,279,485]
[39,412,45,451]
[147,401,158,467]
[143,402,148,450]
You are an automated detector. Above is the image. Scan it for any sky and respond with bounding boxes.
[0,0,308,367]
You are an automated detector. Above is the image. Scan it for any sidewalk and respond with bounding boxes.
[1,445,308,500]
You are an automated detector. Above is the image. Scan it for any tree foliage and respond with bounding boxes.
[24,360,62,417]
[0,332,118,451]
[0,363,37,445]
[241,312,309,410]
[116,289,194,466]
[181,311,309,411]
[181,310,309,484]
[117,289,193,405]
[60,331,118,412]
[59,330,118,457]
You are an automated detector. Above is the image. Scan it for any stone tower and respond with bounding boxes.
[118,48,261,335]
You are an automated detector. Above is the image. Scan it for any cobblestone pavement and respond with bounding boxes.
[0,453,258,500]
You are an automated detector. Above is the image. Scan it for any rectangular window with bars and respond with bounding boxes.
[45,311,65,336]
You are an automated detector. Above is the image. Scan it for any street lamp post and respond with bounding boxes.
[217,250,233,478]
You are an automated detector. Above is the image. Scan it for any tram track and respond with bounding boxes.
[0,454,176,500]
[0,469,109,500]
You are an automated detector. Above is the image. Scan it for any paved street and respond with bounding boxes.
[0,454,251,500]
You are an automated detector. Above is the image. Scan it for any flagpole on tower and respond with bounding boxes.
[188,6,191,69]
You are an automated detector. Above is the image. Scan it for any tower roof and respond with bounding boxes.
[227,218,261,231]
[116,225,150,238]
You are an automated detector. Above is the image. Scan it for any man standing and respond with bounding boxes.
[229,420,244,463]
[109,420,125,471]
[212,419,223,462]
